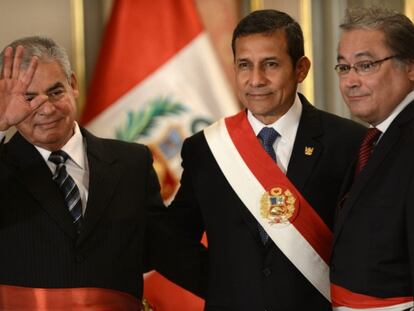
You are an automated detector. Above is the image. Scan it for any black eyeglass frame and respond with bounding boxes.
[334,55,398,75]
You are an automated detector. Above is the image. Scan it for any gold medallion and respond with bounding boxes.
[260,187,298,225]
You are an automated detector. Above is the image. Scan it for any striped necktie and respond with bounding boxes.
[49,150,83,233]
[257,127,279,244]
[354,128,382,177]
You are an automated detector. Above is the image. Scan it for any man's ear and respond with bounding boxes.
[70,72,79,98]
[406,60,414,82]
[295,56,311,83]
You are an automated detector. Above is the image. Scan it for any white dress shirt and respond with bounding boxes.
[247,94,302,173]
[36,122,89,215]
[375,89,414,137]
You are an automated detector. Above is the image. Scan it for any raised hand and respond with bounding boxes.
[0,45,47,131]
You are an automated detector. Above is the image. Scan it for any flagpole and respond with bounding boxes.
[300,0,314,104]
[70,0,86,118]
[250,0,263,11]
[405,0,414,22]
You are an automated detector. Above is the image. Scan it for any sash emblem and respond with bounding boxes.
[260,187,298,224]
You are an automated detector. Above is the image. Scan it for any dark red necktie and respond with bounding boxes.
[354,127,382,177]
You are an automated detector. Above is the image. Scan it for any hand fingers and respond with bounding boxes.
[12,45,24,80]
[20,55,38,89]
[1,46,13,79]
[29,94,48,111]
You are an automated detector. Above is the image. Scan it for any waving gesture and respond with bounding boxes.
[0,45,47,131]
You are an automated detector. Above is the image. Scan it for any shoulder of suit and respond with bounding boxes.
[184,129,205,143]
[317,109,365,130]
[82,129,151,166]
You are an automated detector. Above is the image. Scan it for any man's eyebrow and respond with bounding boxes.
[235,57,250,62]
[25,82,64,96]
[262,57,278,62]
[236,56,278,62]
[46,82,64,93]
[337,52,374,62]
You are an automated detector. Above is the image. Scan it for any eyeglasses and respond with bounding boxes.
[334,55,398,76]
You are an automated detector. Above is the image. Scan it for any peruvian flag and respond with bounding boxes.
[81,0,237,310]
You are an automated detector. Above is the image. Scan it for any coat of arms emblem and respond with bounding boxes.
[260,187,298,224]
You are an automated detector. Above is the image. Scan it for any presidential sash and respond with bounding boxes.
[204,111,332,301]
[0,284,142,310]
[331,284,414,311]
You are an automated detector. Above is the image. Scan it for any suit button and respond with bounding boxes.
[75,254,84,262]
[262,267,271,277]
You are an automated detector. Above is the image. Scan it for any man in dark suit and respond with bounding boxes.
[0,36,205,310]
[166,10,365,310]
[330,7,414,310]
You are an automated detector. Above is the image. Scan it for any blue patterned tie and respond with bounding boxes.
[257,127,279,244]
[49,150,83,233]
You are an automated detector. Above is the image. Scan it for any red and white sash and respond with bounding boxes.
[203,111,332,301]
[0,284,142,310]
[332,284,413,311]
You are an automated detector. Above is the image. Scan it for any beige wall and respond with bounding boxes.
[0,0,73,62]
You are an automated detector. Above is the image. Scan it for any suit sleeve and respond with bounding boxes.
[143,145,208,298]
[166,140,205,241]
[405,171,414,296]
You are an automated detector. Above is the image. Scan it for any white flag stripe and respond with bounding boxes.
[87,33,237,139]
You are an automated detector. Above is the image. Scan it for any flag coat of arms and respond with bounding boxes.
[81,0,238,309]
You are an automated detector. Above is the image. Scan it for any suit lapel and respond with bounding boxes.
[287,96,323,190]
[77,129,121,245]
[7,133,77,239]
[333,101,414,244]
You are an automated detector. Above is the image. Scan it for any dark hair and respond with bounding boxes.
[231,9,304,65]
[340,7,414,63]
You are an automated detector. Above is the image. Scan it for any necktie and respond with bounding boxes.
[257,127,279,244]
[49,150,83,232]
[354,127,381,177]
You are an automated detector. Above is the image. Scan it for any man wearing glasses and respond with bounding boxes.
[330,7,414,310]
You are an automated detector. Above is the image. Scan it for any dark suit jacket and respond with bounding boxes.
[168,94,366,310]
[331,101,414,298]
[0,128,205,299]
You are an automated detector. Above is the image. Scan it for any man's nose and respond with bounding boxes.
[342,69,362,88]
[36,99,56,116]
[250,67,267,87]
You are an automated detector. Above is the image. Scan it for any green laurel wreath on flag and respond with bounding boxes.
[115,97,187,142]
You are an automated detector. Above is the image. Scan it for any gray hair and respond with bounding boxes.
[340,7,414,63]
[0,36,72,80]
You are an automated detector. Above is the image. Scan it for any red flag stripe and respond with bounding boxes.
[81,0,203,124]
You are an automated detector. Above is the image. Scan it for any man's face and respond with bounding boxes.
[234,30,309,124]
[16,60,79,151]
[338,29,414,125]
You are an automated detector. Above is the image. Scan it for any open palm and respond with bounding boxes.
[0,46,46,131]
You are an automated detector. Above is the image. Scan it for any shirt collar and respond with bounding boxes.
[375,89,414,133]
[247,93,302,143]
[36,122,86,169]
